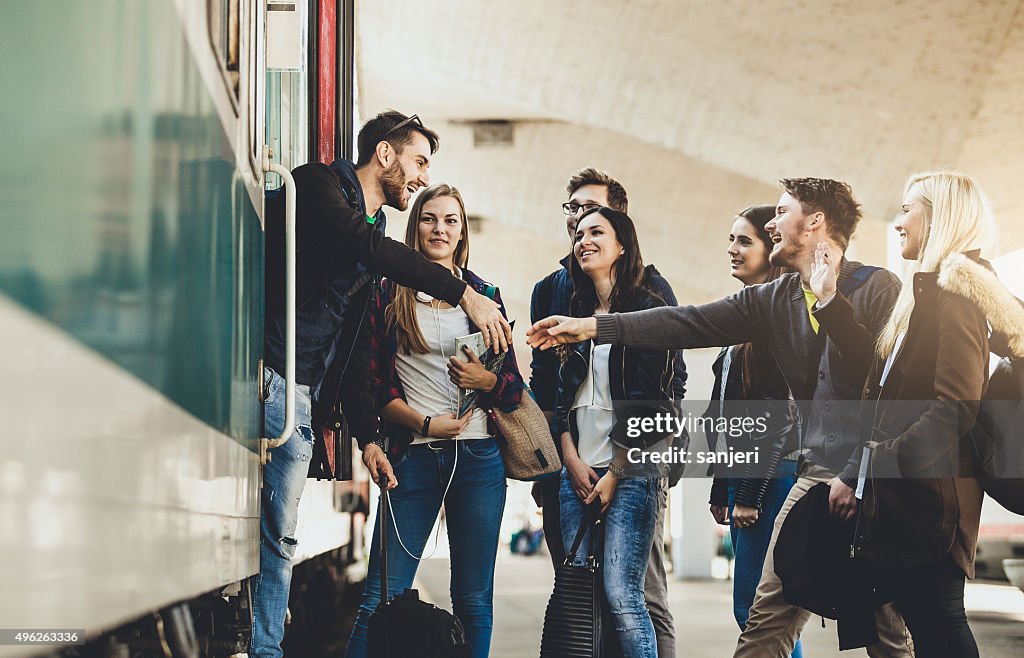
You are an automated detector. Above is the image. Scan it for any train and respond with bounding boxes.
[1,1,365,656]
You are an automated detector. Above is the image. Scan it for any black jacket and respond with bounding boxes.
[531,259,687,414]
[773,483,889,651]
[556,281,679,469]
[706,343,800,510]
[264,160,467,439]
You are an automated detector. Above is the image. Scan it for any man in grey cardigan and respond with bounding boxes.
[528,178,913,657]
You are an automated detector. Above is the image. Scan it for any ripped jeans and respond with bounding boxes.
[251,366,314,658]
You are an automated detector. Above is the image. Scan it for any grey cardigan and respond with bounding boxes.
[595,259,901,486]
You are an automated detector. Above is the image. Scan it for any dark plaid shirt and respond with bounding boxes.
[369,267,524,460]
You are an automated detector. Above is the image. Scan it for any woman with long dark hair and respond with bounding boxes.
[345,184,523,658]
[555,206,676,658]
[811,171,1023,656]
[706,205,804,657]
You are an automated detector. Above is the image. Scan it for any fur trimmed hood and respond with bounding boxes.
[937,252,1024,358]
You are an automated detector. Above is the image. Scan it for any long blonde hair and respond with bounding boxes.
[387,184,470,355]
[875,171,998,358]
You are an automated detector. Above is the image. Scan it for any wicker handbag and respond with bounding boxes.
[489,388,561,481]
[539,502,607,658]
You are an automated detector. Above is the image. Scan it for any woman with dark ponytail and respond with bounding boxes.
[706,205,804,658]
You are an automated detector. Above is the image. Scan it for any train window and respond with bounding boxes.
[265,0,310,189]
[208,0,241,103]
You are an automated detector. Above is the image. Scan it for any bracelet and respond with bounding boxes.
[421,416,432,438]
[608,463,626,479]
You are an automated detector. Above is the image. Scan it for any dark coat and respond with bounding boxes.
[815,251,1024,578]
[594,259,901,485]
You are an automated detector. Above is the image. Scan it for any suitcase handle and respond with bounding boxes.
[379,474,390,604]
[563,501,604,566]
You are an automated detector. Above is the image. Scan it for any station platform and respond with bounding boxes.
[413,552,1024,657]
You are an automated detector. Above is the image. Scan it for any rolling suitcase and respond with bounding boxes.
[367,476,470,658]
[539,501,611,658]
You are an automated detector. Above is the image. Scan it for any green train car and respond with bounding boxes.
[0,1,361,655]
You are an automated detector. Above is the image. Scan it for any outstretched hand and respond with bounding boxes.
[525,316,599,350]
[809,242,839,304]
[460,288,511,354]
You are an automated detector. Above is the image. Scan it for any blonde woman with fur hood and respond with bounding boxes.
[808,171,1024,657]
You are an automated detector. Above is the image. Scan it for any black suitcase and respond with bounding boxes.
[367,477,470,658]
[539,501,616,658]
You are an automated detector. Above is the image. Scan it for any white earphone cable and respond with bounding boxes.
[386,295,461,562]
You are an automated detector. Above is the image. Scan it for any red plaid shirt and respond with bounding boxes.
[369,268,524,459]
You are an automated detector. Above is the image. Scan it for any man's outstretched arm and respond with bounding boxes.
[527,284,773,351]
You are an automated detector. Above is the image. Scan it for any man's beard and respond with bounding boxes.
[381,160,408,211]
[768,242,794,268]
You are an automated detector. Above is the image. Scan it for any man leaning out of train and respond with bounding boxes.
[255,111,511,658]
[810,171,1023,657]
[346,183,523,658]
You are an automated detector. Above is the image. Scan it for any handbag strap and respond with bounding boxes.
[564,501,603,565]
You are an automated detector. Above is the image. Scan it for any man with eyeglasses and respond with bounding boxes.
[256,110,511,658]
[529,167,686,658]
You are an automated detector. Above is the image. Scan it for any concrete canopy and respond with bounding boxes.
[356,0,1024,307]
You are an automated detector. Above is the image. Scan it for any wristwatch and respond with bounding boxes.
[421,416,432,438]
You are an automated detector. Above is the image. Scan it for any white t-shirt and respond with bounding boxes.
[396,298,490,444]
[571,343,615,468]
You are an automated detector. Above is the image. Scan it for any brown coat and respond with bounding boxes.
[815,251,1024,578]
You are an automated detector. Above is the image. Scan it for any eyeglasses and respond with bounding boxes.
[382,114,423,139]
[562,202,602,216]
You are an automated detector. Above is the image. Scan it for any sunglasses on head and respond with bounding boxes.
[381,114,423,139]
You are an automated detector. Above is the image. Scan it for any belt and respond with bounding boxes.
[411,438,489,452]
[408,439,457,452]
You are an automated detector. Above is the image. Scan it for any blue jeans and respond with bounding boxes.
[560,469,658,658]
[345,438,507,658]
[251,367,314,658]
[728,460,803,658]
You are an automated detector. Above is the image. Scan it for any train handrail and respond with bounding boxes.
[261,146,296,464]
